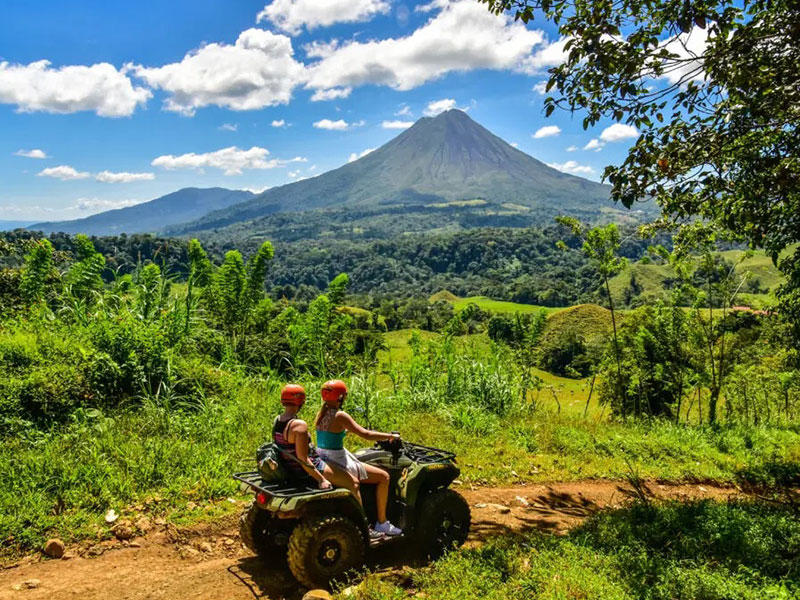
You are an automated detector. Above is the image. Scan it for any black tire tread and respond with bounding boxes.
[287,515,365,589]
[239,501,262,554]
[416,489,471,558]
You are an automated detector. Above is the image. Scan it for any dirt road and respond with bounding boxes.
[0,481,740,600]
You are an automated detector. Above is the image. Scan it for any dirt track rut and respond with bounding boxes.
[0,481,741,600]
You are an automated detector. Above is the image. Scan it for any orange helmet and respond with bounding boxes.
[280,384,306,406]
[321,380,348,406]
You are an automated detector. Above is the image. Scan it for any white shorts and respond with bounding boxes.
[317,447,368,481]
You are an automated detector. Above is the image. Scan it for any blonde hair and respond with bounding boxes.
[314,403,338,430]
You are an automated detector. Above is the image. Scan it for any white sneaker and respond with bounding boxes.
[374,520,402,536]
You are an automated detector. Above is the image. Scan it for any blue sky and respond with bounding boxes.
[0,0,643,221]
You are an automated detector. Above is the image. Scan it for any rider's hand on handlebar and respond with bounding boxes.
[319,478,332,490]
[388,433,400,441]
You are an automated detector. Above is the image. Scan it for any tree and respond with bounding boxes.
[185,239,212,335]
[480,0,800,331]
[20,238,55,304]
[557,219,627,403]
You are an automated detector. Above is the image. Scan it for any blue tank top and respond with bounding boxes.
[316,429,346,450]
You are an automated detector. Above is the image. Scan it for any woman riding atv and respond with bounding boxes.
[314,380,403,536]
[273,384,355,491]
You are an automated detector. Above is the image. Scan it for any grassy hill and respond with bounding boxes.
[609,249,785,308]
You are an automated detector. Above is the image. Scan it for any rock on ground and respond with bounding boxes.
[44,538,65,558]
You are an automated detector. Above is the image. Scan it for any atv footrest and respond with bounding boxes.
[369,533,405,548]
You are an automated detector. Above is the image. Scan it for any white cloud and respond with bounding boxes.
[151,146,306,175]
[600,123,639,142]
[518,37,570,74]
[37,165,90,180]
[583,138,603,151]
[304,0,544,93]
[565,145,578,152]
[288,169,301,178]
[395,104,412,116]
[532,125,561,139]
[532,80,548,95]
[313,118,350,130]
[424,98,458,116]
[257,0,391,36]
[0,60,151,117]
[547,160,595,176]
[310,87,352,101]
[95,171,155,183]
[271,119,287,127]
[132,29,305,115]
[14,149,49,159]
[348,147,375,162]
[243,185,271,194]
[219,123,238,131]
[382,120,414,129]
[510,142,519,148]
[69,197,146,211]
[660,25,710,84]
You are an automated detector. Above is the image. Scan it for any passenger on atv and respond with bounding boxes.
[273,383,354,492]
[314,379,403,537]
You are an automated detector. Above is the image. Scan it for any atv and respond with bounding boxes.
[233,438,471,589]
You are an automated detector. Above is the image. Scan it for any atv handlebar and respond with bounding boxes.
[376,434,403,458]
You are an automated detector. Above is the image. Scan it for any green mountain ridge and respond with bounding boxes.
[30,188,254,236]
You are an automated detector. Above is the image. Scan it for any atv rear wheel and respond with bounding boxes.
[239,501,293,559]
[287,515,365,589]
[416,489,471,559]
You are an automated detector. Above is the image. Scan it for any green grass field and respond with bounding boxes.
[452,296,564,315]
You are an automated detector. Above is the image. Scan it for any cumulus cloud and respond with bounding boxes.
[395,104,412,116]
[660,25,711,84]
[313,118,363,130]
[0,60,150,117]
[382,120,414,129]
[257,0,391,36]
[14,149,49,159]
[565,145,578,152]
[600,123,639,142]
[69,197,146,211]
[95,171,155,183]
[304,0,544,93]
[151,146,306,175]
[532,80,549,95]
[518,37,570,74]
[219,123,238,131]
[310,87,351,101]
[423,98,459,116]
[271,119,287,127]
[532,125,561,139]
[37,165,91,180]
[132,29,305,115]
[547,160,595,176]
[583,138,603,151]
[348,147,375,162]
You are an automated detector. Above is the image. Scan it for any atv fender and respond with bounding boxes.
[399,462,460,507]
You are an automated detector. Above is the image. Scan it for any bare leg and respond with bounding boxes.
[322,463,361,503]
[362,463,390,523]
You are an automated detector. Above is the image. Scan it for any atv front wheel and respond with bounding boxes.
[239,501,293,558]
[287,515,365,589]
[416,489,471,559]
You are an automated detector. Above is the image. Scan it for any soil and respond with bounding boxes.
[0,480,741,600]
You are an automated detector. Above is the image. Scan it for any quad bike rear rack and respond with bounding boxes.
[233,471,334,498]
